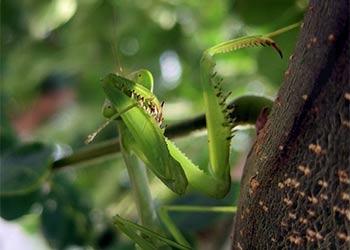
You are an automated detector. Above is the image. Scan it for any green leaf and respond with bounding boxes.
[40,174,93,249]
[0,93,19,154]
[0,190,40,220]
[0,142,53,196]
[233,0,297,26]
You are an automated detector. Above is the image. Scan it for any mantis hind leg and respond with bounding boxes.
[114,205,236,250]
[158,205,237,248]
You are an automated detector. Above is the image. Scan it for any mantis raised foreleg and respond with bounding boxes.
[90,23,299,249]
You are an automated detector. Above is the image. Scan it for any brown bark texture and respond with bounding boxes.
[231,0,349,249]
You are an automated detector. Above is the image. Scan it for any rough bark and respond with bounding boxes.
[232,1,349,249]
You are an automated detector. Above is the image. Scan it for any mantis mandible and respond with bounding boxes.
[88,23,299,249]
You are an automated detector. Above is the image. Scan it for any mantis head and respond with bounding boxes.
[101,71,163,125]
[87,70,161,144]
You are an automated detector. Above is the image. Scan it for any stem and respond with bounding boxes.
[52,138,121,169]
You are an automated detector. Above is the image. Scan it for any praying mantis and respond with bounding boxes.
[87,23,299,249]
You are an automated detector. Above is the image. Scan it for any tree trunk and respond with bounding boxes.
[232,1,349,249]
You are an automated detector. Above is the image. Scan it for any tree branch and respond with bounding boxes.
[232,0,349,249]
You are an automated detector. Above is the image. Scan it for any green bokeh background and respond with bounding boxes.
[1,0,305,249]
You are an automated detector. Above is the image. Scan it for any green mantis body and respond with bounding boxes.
[101,73,188,195]
[95,23,298,249]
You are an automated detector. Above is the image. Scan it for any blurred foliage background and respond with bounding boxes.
[1,0,305,249]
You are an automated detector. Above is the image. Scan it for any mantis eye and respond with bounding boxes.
[128,69,154,92]
[102,99,117,118]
